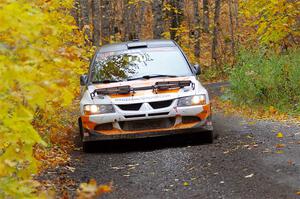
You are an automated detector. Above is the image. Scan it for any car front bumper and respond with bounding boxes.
[82,118,213,142]
[81,103,213,142]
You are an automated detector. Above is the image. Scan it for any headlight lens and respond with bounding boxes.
[177,95,206,107]
[83,104,115,115]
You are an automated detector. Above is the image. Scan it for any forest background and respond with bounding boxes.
[0,0,299,198]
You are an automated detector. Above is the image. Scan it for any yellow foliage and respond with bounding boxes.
[76,179,112,199]
[240,0,300,48]
[276,132,284,138]
[0,0,90,197]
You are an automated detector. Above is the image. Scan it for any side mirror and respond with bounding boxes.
[80,74,88,86]
[193,64,201,75]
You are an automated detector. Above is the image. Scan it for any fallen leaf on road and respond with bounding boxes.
[223,150,230,154]
[263,148,271,153]
[276,144,285,148]
[247,121,256,125]
[296,191,300,195]
[111,167,122,170]
[220,181,224,184]
[127,164,139,167]
[65,166,76,172]
[77,179,112,199]
[276,150,284,154]
[187,167,195,171]
[287,160,294,166]
[276,132,284,138]
[245,173,254,178]
[183,182,189,186]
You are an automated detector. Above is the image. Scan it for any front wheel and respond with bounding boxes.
[204,130,214,144]
[82,141,93,153]
[78,117,83,139]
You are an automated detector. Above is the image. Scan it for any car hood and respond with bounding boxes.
[88,76,206,104]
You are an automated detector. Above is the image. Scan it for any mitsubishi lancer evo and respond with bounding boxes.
[78,40,215,151]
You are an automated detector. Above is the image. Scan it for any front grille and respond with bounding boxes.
[182,116,201,123]
[149,100,173,109]
[94,123,113,131]
[148,112,169,117]
[124,114,146,118]
[119,118,175,131]
[117,103,142,111]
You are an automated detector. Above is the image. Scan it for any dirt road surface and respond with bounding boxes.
[40,82,300,199]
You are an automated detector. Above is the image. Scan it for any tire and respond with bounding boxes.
[82,141,93,153]
[204,130,214,144]
[74,118,84,148]
[78,117,83,139]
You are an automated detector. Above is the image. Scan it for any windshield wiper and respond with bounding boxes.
[92,79,120,84]
[127,74,178,81]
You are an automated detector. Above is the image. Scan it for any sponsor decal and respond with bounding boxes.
[113,94,173,102]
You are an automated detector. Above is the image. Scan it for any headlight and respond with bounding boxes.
[177,95,206,107]
[83,104,115,115]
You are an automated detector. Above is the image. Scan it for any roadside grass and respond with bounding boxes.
[212,97,300,124]
[225,49,300,117]
[201,64,233,83]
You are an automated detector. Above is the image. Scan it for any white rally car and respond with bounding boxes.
[79,40,214,151]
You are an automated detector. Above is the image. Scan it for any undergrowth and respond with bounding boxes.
[228,48,300,115]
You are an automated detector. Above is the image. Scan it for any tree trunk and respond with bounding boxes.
[92,0,101,46]
[193,0,201,58]
[138,2,146,39]
[228,0,235,56]
[79,0,92,43]
[101,0,111,44]
[152,0,164,39]
[73,0,82,29]
[169,0,184,42]
[203,0,210,33]
[234,0,239,28]
[123,0,138,40]
[211,0,221,64]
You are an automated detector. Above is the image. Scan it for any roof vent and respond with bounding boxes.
[127,41,148,49]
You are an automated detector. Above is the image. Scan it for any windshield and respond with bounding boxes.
[90,47,193,83]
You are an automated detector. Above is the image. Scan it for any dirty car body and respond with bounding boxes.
[79,40,214,149]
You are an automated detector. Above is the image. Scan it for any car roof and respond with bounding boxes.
[98,39,177,53]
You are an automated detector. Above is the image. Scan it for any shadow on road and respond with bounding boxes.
[81,133,213,154]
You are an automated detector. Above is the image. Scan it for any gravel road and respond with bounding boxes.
[40,82,300,199]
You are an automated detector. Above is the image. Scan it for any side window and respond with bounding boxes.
[88,51,99,83]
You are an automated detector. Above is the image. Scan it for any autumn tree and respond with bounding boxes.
[228,0,235,56]
[169,0,184,42]
[152,0,165,39]
[240,0,299,50]
[211,0,221,64]
[101,0,112,44]
[193,0,201,58]
[92,0,101,46]
[79,0,92,43]
[203,0,210,33]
